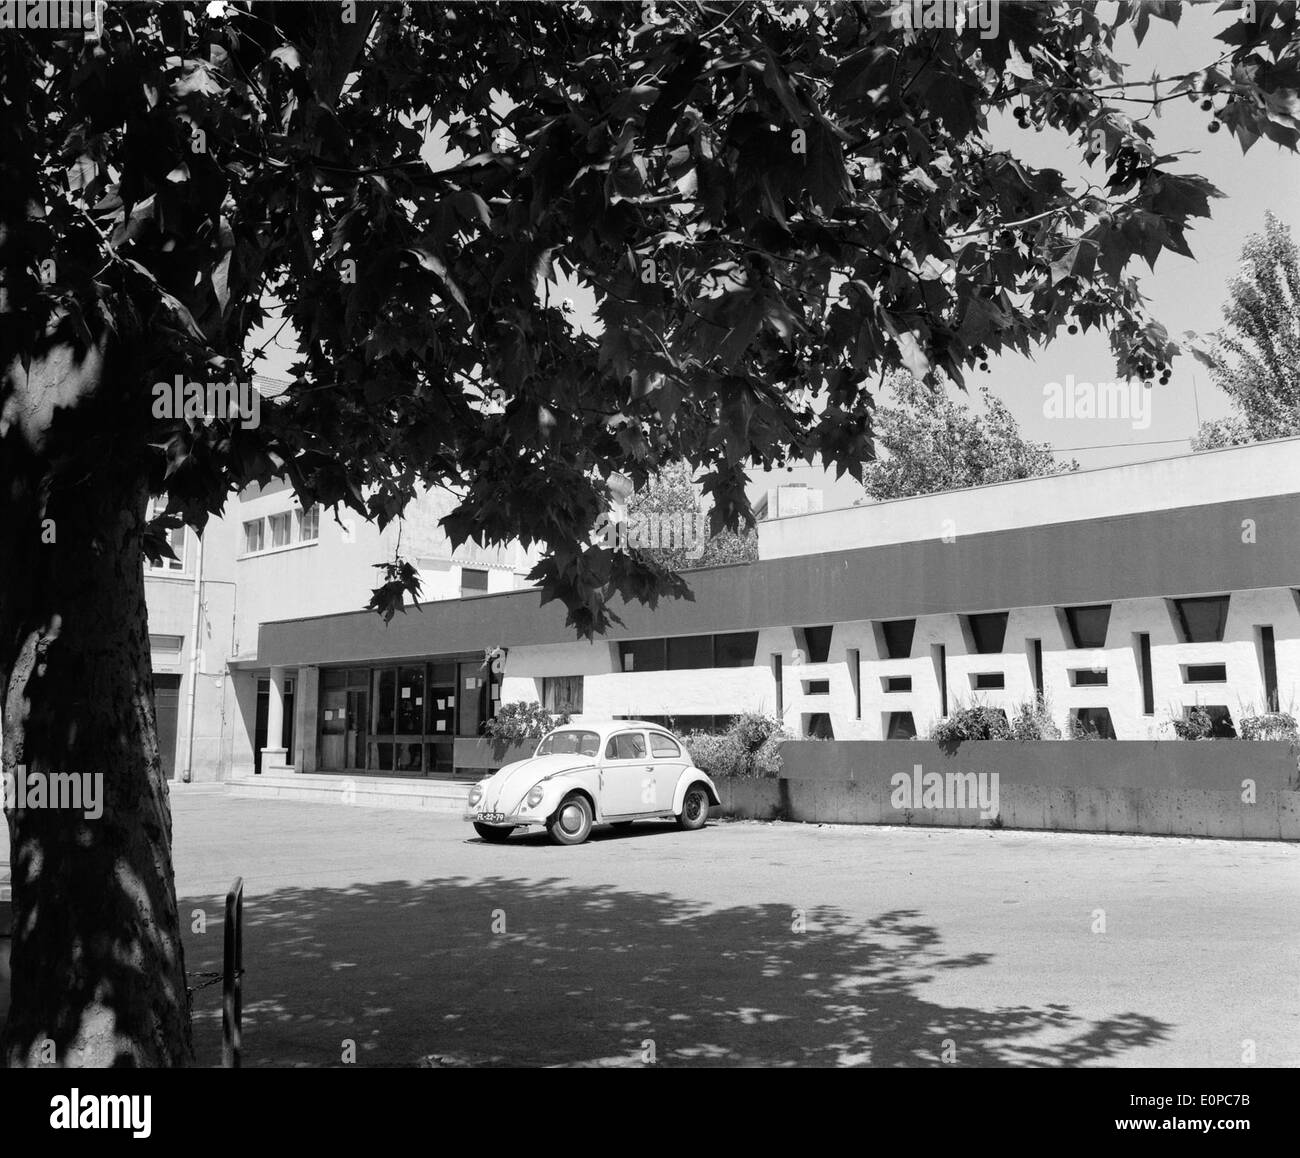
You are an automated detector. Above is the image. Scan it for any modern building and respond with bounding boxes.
[155,437,1300,782]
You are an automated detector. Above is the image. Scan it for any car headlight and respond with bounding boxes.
[468,784,483,807]
[526,785,545,808]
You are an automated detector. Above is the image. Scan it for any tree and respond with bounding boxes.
[862,373,1077,500]
[1191,212,1300,449]
[617,462,759,569]
[4,1,1300,1066]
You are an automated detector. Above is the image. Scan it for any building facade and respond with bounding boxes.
[155,438,1300,781]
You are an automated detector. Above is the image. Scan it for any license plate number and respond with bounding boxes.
[476,812,505,823]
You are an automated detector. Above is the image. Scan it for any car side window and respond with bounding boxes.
[649,733,681,758]
[604,732,647,760]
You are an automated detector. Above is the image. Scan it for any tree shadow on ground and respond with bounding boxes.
[182,872,1170,1068]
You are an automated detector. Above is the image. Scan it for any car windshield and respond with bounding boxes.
[535,729,600,758]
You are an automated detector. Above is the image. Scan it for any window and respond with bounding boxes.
[972,672,1006,690]
[1073,707,1116,739]
[619,638,666,673]
[269,511,292,549]
[605,732,647,760]
[848,649,861,719]
[803,679,830,694]
[880,619,916,660]
[1173,596,1230,643]
[1184,664,1227,683]
[537,729,600,757]
[243,518,264,554]
[1189,705,1237,738]
[966,612,1009,654]
[667,634,714,670]
[803,713,834,739]
[883,676,912,693]
[798,625,834,664]
[649,733,681,758]
[1260,626,1279,711]
[1070,669,1108,687]
[933,644,948,716]
[542,675,584,714]
[460,567,489,596]
[886,711,917,739]
[296,504,320,542]
[772,654,783,716]
[1137,633,1154,715]
[714,632,758,668]
[1030,639,1044,697]
[1063,605,1111,649]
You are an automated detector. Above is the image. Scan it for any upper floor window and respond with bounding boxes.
[460,567,489,596]
[296,504,320,542]
[880,619,916,660]
[243,518,264,554]
[796,625,834,663]
[268,511,292,549]
[966,612,1009,654]
[1063,604,1111,649]
[1173,596,1230,643]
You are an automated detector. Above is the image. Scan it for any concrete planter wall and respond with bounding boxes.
[714,740,1299,840]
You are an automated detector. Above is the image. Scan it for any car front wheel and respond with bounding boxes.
[677,784,711,831]
[474,823,514,843]
[547,793,593,846]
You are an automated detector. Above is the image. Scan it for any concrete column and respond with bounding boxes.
[262,665,288,772]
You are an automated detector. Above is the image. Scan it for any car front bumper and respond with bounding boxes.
[464,809,544,827]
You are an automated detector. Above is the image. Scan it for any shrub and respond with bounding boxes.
[1238,712,1299,741]
[484,701,571,744]
[1171,706,1213,741]
[930,705,1010,742]
[684,712,789,778]
[1009,697,1061,741]
[682,731,747,779]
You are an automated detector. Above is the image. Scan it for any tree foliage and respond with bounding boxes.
[862,373,1077,500]
[1191,211,1300,449]
[7,1,1300,631]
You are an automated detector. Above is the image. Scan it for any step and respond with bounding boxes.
[228,774,474,812]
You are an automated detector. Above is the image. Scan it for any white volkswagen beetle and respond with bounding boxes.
[464,720,721,845]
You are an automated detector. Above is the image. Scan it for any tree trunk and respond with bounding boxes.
[0,452,193,1066]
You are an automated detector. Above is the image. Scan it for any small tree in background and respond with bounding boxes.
[1192,213,1300,449]
[621,462,758,570]
[861,374,1078,501]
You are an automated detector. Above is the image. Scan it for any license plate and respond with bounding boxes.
[476,812,505,823]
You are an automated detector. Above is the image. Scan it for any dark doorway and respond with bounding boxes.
[153,674,182,781]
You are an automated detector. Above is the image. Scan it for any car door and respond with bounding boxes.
[648,731,687,811]
[600,730,653,817]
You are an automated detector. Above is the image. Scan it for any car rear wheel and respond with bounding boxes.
[474,823,514,843]
[677,784,711,831]
[547,793,593,846]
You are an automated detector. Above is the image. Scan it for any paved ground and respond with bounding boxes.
[168,786,1300,1068]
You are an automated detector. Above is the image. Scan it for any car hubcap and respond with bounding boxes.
[561,803,584,833]
[687,793,703,820]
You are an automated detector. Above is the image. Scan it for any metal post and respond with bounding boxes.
[222,876,243,1068]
